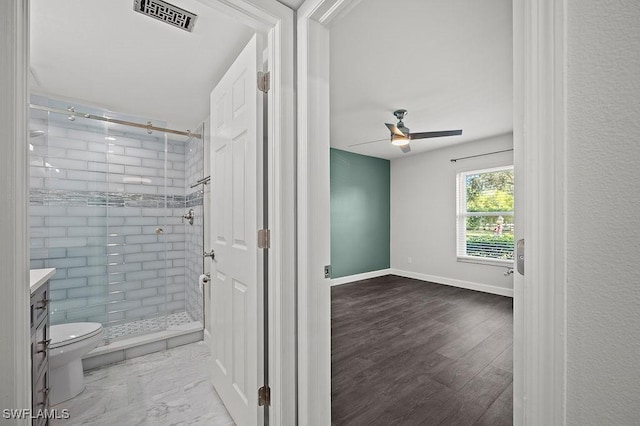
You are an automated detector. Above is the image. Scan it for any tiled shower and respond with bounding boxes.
[29,95,205,342]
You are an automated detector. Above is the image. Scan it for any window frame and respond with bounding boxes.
[456,165,515,266]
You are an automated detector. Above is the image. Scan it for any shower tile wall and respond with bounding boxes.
[29,112,188,330]
[184,128,205,323]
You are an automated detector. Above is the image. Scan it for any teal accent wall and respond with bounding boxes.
[330,148,390,278]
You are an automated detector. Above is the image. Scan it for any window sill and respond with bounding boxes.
[457,256,514,267]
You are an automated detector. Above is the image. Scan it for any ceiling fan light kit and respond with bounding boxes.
[391,134,410,146]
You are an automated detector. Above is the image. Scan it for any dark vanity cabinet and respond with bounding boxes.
[30,282,50,425]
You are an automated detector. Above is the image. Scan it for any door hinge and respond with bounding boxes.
[257,71,270,93]
[258,385,271,406]
[257,229,270,249]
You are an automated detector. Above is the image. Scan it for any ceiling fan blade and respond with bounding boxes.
[385,123,406,136]
[409,129,463,139]
[347,138,388,147]
[400,144,411,153]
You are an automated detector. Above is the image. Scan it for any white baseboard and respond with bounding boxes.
[389,268,514,298]
[330,268,392,286]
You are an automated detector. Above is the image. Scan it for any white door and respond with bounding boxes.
[209,34,263,426]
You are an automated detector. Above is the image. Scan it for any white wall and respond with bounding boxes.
[565,1,640,423]
[391,133,514,294]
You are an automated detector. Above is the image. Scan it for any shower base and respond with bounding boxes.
[82,311,203,371]
[104,311,193,340]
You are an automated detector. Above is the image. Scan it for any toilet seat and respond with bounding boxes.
[50,322,103,349]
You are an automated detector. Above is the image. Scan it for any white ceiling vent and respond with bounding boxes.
[134,0,197,32]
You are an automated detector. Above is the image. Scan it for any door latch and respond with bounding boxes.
[517,239,525,275]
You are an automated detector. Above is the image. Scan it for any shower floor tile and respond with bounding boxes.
[51,341,235,426]
[104,311,194,341]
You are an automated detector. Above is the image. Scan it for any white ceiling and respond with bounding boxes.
[330,0,513,160]
[30,0,255,132]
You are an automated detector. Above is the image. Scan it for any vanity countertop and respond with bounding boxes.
[30,268,56,294]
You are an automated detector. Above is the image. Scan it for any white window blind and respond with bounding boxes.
[456,165,514,264]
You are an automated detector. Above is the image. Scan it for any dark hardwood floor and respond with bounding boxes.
[331,275,513,426]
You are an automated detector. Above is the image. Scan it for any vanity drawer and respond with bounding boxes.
[32,316,50,381]
[31,364,49,426]
[31,284,49,330]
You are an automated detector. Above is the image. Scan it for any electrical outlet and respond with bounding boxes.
[408,257,413,264]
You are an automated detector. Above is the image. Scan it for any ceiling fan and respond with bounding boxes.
[352,109,463,153]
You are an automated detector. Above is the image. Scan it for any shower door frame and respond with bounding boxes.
[1,1,296,425]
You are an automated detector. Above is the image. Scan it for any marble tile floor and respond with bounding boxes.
[52,341,235,426]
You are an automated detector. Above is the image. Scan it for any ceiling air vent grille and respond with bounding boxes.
[134,0,197,32]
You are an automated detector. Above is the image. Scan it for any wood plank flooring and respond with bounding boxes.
[331,275,513,426]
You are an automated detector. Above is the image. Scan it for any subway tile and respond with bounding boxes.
[51,158,89,171]
[125,270,158,281]
[108,281,142,293]
[66,170,107,182]
[108,154,142,166]
[67,265,107,278]
[165,301,185,312]
[49,237,88,248]
[49,289,68,301]
[30,259,45,269]
[66,206,107,217]
[66,305,107,321]
[48,136,87,151]
[47,257,87,269]
[107,243,143,254]
[124,184,158,195]
[142,295,167,307]
[51,297,88,312]
[68,246,106,258]
[68,286,107,299]
[142,278,165,289]
[142,260,166,270]
[108,262,142,274]
[124,216,157,226]
[108,299,142,312]
[47,178,88,192]
[48,216,88,227]
[125,306,159,320]
[108,207,142,216]
[108,226,143,235]
[68,226,106,237]
[141,140,165,152]
[123,252,158,263]
[105,216,126,226]
[66,149,106,163]
[125,234,158,244]
[124,165,159,177]
[107,292,125,302]
[141,158,165,169]
[88,275,109,286]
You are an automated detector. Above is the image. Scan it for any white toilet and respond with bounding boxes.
[49,322,103,405]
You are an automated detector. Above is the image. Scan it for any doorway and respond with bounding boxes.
[297,0,568,425]
[0,1,296,424]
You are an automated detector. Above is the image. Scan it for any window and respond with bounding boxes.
[457,166,514,264]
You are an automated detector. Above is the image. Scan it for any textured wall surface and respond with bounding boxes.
[391,134,514,290]
[330,148,390,278]
[566,1,640,423]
